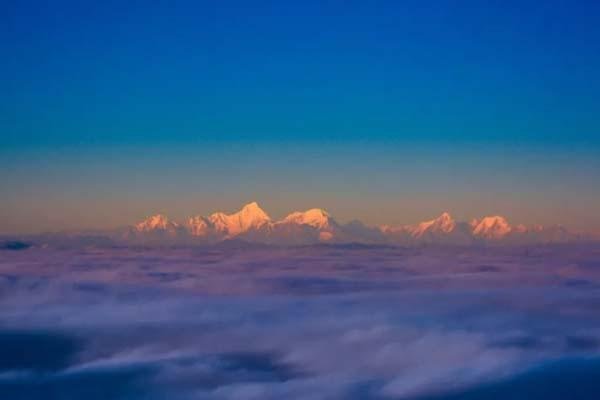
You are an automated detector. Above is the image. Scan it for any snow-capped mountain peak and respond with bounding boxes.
[127,204,583,246]
[435,212,455,230]
[238,201,271,222]
[471,216,512,239]
[282,208,334,229]
[135,214,178,232]
[411,212,456,238]
[209,202,271,237]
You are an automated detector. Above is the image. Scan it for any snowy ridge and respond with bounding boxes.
[129,203,588,246]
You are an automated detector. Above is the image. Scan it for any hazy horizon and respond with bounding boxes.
[2,197,598,236]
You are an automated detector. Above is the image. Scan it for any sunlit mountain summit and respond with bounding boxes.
[126,203,588,246]
[133,202,343,245]
[471,216,513,239]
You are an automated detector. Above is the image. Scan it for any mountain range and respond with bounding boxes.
[123,202,589,246]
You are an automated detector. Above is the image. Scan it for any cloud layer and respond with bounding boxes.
[1,244,600,399]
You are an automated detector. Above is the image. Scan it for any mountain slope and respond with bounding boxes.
[208,202,272,238]
[275,208,339,243]
[382,213,473,245]
[471,216,512,239]
[410,212,456,238]
[125,204,587,246]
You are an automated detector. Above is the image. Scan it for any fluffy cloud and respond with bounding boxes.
[1,244,600,399]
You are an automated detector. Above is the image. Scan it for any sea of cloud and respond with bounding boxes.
[1,244,600,399]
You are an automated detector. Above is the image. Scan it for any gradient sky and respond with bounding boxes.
[2,0,600,234]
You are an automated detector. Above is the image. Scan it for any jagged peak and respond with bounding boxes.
[208,202,270,220]
[238,201,271,220]
[435,212,455,228]
[127,205,580,245]
[411,212,456,237]
[241,201,261,210]
[135,214,179,232]
[209,211,228,220]
[438,211,453,220]
[472,215,512,238]
[282,208,333,229]
[483,215,507,221]
[474,215,510,228]
[205,201,271,237]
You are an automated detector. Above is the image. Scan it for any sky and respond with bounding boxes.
[2,0,600,234]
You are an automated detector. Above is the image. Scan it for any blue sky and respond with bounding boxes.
[2,0,600,233]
